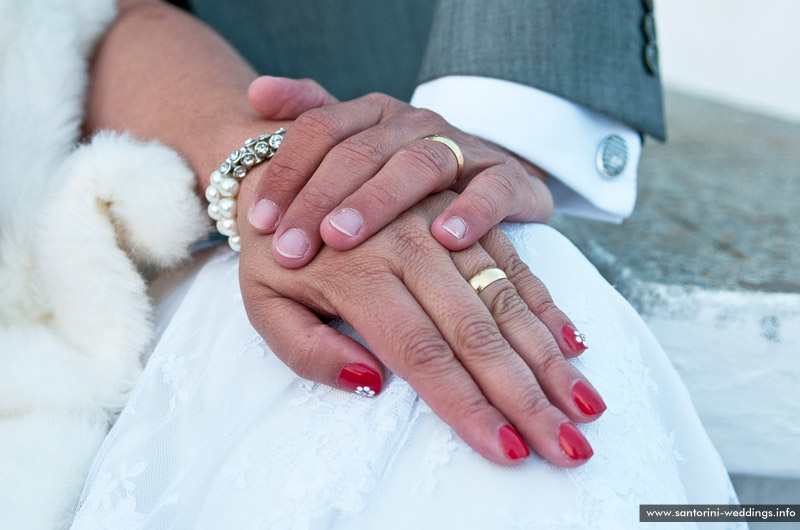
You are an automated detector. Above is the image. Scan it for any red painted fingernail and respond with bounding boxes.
[337,363,382,398]
[572,380,607,416]
[558,422,593,461]
[562,323,588,352]
[498,424,530,460]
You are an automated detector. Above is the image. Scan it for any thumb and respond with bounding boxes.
[247,76,339,120]
[243,282,384,397]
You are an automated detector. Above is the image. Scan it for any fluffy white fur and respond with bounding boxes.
[0,0,208,528]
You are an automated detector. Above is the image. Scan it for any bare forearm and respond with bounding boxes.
[86,0,280,189]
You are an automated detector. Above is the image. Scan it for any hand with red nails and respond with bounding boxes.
[239,156,603,466]
[87,2,598,467]
[245,76,554,269]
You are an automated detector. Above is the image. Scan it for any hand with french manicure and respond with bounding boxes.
[244,76,553,269]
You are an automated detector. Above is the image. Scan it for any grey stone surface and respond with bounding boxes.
[551,90,800,296]
[730,474,800,529]
[549,91,800,477]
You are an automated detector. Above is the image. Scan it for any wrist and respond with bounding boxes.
[204,128,287,250]
[194,118,292,191]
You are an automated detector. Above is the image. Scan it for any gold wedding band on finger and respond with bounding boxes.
[468,267,508,295]
[421,134,464,184]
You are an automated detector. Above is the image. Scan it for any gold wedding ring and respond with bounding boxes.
[421,134,464,184]
[468,267,508,294]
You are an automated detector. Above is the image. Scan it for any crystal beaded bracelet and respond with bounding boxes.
[204,128,285,251]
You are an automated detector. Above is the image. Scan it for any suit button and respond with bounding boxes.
[643,13,656,41]
[596,135,628,178]
[644,41,659,75]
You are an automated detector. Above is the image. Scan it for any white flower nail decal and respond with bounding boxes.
[356,386,376,398]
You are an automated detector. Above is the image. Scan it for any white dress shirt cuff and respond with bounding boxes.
[410,75,642,223]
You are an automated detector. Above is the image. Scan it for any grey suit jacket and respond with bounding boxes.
[180,0,665,139]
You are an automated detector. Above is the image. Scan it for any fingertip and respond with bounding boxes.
[440,215,467,240]
[248,76,311,119]
[337,362,384,397]
[320,208,366,250]
[571,380,607,419]
[561,323,588,357]
[247,75,278,115]
[431,214,473,251]
[248,198,280,233]
[247,75,271,98]
[557,422,594,464]
[328,207,363,238]
[272,227,314,267]
[498,424,530,462]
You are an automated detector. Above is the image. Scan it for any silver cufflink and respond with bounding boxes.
[596,134,628,178]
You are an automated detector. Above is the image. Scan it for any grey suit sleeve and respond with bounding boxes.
[418,0,666,140]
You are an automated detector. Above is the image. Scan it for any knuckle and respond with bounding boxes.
[503,254,532,283]
[407,107,440,125]
[390,226,442,268]
[403,141,452,180]
[503,157,527,177]
[486,168,519,200]
[361,181,402,213]
[490,286,530,326]
[296,186,340,216]
[456,394,493,423]
[294,108,343,144]
[363,91,389,105]
[536,349,566,380]
[528,289,558,317]
[266,152,310,191]
[467,189,501,221]
[503,155,548,193]
[338,254,394,289]
[455,320,508,360]
[519,390,553,418]
[362,92,398,112]
[500,254,560,318]
[401,332,453,374]
[334,135,387,167]
[304,249,390,302]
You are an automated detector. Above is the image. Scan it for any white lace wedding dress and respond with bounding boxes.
[70,223,743,530]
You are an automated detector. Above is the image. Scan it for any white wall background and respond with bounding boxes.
[656,0,800,122]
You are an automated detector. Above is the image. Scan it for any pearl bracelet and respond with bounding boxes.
[204,128,285,251]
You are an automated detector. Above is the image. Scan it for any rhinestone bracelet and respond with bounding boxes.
[204,128,285,251]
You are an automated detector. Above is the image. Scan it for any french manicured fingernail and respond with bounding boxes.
[248,199,279,230]
[329,208,363,237]
[498,424,530,460]
[442,216,467,239]
[562,323,588,352]
[275,228,309,258]
[558,422,593,461]
[572,380,607,416]
[337,363,382,397]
